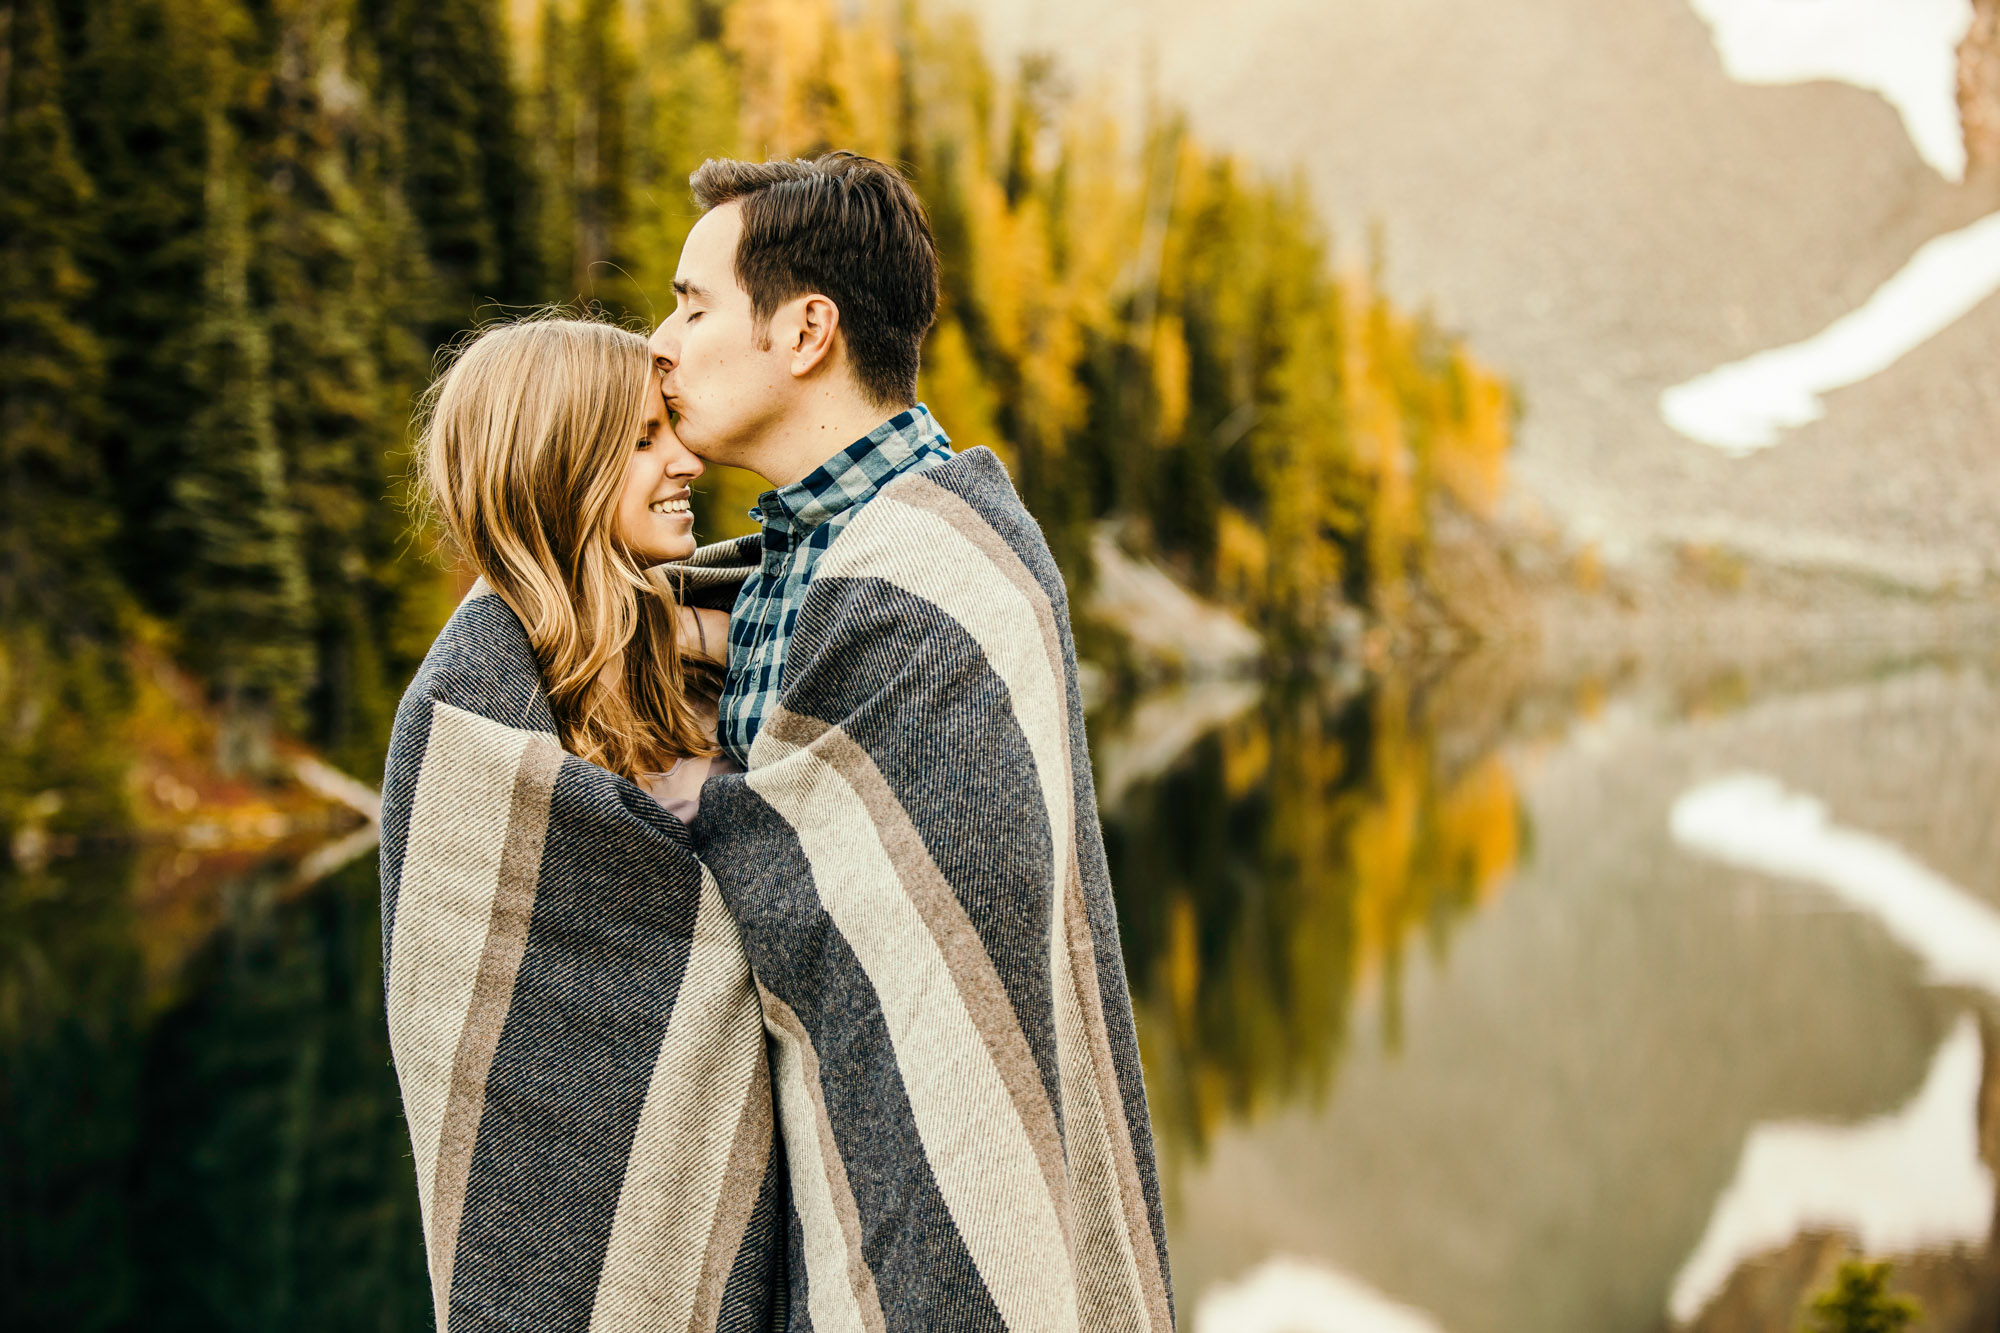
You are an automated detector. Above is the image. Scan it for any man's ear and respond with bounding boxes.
[786,294,841,379]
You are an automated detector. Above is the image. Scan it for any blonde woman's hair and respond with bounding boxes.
[413,316,713,779]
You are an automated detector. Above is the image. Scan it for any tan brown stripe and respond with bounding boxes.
[889,473,1173,1328]
[590,868,766,1332]
[760,986,888,1333]
[424,735,562,1328]
[761,706,832,752]
[886,477,1072,721]
[766,710,1073,1239]
[684,1045,775,1333]
[1061,865,1174,1333]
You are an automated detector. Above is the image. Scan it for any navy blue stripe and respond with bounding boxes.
[716,1148,787,1333]
[446,761,703,1332]
[695,782,1007,1333]
[783,576,1065,1120]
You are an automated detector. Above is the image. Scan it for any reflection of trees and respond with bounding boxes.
[0,852,146,1328]
[0,856,428,1330]
[1105,676,1523,1156]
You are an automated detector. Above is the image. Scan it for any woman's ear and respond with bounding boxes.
[787,294,841,378]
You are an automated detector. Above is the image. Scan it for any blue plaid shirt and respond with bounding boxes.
[717,405,954,764]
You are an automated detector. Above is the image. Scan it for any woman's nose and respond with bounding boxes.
[668,445,705,481]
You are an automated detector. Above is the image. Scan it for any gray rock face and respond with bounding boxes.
[965,0,2000,589]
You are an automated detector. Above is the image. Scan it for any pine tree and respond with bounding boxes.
[0,0,131,833]
[1805,1261,1921,1333]
[64,0,214,613]
[175,101,316,763]
[6,0,1519,794]
[361,0,539,337]
[0,0,113,630]
[249,0,436,768]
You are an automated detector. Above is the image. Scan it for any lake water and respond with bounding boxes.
[1124,647,2000,1333]
[6,644,1999,1330]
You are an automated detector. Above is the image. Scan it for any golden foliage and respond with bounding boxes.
[1108,681,1523,1155]
[510,0,1513,628]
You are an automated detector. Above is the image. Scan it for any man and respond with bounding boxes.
[655,152,1175,1332]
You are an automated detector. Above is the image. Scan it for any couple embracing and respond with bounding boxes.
[378,151,1175,1333]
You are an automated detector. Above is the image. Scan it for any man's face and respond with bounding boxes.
[650,203,790,471]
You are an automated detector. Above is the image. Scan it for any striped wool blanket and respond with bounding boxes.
[379,584,782,1333]
[693,448,1177,1333]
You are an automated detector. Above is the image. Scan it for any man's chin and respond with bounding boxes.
[677,426,774,482]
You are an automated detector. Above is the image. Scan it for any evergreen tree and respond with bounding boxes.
[175,102,315,761]
[0,0,130,835]
[1805,1260,1921,1333]
[526,0,641,311]
[360,0,539,338]
[64,0,213,612]
[0,0,113,630]
[251,0,442,769]
[5,0,1519,790]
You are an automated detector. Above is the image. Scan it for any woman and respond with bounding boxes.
[419,313,731,809]
[377,317,778,1333]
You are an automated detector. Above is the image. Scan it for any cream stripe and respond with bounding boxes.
[812,482,1168,1329]
[1071,870,1175,1333]
[387,703,537,1244]
[885,479,1073,725]
[765,712,1073,1235]
[805,497,1073,866]
[1051,872,1152,1333]
[590,868,767,1332]
[425,735,563,1326]
[761,990,885,1333]
[749,732,1081,1333]
[878,480,1167,1327]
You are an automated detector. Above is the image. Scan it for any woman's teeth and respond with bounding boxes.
[649,497,691,515]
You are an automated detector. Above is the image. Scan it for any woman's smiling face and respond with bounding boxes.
[615,369,705,564]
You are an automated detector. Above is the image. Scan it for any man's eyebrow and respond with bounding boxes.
[672,279,707,300]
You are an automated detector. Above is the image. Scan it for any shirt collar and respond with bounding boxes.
[751,404,952,536]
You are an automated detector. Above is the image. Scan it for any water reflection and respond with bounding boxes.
[0,847,429,1331]
[1671,1014,1993,1325]
[1673,772,2000,996]
[1112,650,2000,1333]
[1195,1255,1448,1333]
[10,650,2000,1330]
[1100,674,1523,1156]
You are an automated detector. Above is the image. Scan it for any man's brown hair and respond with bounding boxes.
[690,152,940,407]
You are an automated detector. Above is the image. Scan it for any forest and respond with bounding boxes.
[3,7,1527,1313]
[0,0,1512,825]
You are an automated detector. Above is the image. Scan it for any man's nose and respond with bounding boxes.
[648,322,678,370]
